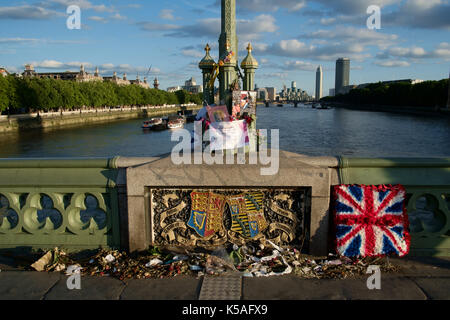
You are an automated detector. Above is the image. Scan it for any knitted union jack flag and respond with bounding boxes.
[334,184,410,257]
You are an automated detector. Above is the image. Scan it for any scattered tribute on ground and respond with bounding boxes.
[25,244,400,280]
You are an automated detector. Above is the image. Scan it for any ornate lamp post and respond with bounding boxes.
[199,44,216,105]
[241,43,258,92]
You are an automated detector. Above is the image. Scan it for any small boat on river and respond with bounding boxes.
[142,118,163,129]
[167,117,184,129]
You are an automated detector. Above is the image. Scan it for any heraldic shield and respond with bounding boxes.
[187,192,227,238]
[228,192,268,238]
[187,191,269,239]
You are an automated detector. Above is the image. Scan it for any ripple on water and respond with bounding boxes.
[0,106,449,158]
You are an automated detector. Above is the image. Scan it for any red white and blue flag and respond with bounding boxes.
[334,184,410,257]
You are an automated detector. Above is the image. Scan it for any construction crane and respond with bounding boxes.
[146,66,153,77]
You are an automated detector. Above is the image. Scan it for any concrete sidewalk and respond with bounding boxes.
[0,257,448,300]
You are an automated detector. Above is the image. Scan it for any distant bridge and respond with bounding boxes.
[263,100,314,107]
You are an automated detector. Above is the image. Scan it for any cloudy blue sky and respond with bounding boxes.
[0,0,449,95]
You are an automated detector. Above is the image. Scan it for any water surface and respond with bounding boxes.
[0,105,448,158]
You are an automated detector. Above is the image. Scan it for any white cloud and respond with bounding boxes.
[377,43,450,60]
[0,38,40,44]
[283,60,317,71]
[0,5,62,20]
[259,39,370,61]
[374,60,411,67]
[236,0,306,12]
[138,22,180,31]
[0,37,85,45]
[23,60,161,76]
[434,42,450,58]
[301,27,398,49]
[404,0,444,10]
[0,1,119,21]
[238,14,278,42]
[313,0,401,15]
[28,60,92,69]
[259,72,289,79]
[181,49,204,58]
[320,17,336,25]
[250,26,400,65]
[251,43,269,52]
[111,13,126,20]
[139,14,278,42]
[4,66,19,73]
[40,0,115,13]
[89,16,107,23]
[304,0,449,30]
[382,0,450,29]
[159,9,179,21]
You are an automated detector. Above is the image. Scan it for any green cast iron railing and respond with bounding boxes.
[0,158,120,252]
[339,157,450,256]
[1,155,449,256]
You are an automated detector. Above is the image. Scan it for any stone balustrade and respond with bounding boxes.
[0,152,448,256]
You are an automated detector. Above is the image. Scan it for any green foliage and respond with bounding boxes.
[190,92,203,105]
[321,79,449,108]
[0,77,203,114]
[175,90,189,104]
[0,76,9,112]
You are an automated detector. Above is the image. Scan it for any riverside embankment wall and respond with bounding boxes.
[0,104,203,134]
[325,102,450,116]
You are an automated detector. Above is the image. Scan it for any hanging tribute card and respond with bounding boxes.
[209,119,249,151]
[207,105,230,123]
[233,91,257,117]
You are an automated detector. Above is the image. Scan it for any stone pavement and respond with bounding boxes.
[0,256,448,300]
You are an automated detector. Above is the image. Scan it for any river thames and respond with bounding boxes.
[0,105,449,158]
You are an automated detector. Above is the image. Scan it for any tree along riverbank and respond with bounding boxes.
[0,75,203,114]
[321,79,449,114]
[0,104,203,134]
[322,102,450,116]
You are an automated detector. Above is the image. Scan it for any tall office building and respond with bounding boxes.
[266,87,276,101]
[291,81,297,91]
[315,66,323,100]
[335,58,350,95]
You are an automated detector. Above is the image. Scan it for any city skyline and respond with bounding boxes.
[0,0,449,95]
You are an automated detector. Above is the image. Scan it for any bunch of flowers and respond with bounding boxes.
[209,51,235,88]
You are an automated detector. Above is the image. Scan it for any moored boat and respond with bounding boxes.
[142,118,163,129]
[167,118,184,129]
